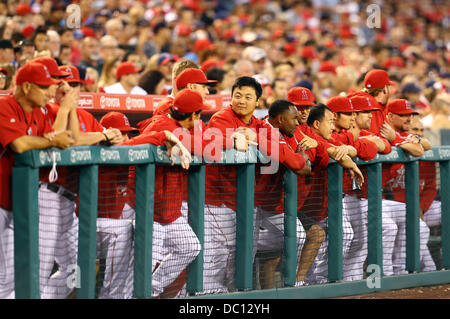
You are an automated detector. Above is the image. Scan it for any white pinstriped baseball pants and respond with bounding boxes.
[382,199,436,276]
[255,207,307,268]
[0,207,14,299]
[38,185,76,299]
[342,195,368,281]
[151,215,201,297]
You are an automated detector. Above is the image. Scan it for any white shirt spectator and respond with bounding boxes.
[104,82,147,95]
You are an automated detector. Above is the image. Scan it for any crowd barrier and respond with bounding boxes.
[11,144,450,299]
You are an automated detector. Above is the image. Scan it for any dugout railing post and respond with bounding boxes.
[12,165,40,299]
[367,162,383,275]
[76,164,99,299]
[133,162,156,298]
[187,164,206,295]
[327,162,343,282]
[283,169,298,287]
[441,160,450,269]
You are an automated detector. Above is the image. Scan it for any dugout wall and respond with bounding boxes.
[10,144,450,299]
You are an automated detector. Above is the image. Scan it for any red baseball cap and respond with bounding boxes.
[81,27,96,38]
[21,24,35,38]
[116,62,143,79]
[100,111,138,132]
[32,57,71,77]
[364,69,395,89]
[194,38,216,52]
[175,68,217,90]
[387,99,418,115]
[326,96,354,113]
[300,46,317,59]
[16,62,61,86]
[349,95,381,112]
[287,87,315,106]
[201,59,220,73]
[58,65,82,83]
[16,3,32,15]
[382,56,405,69]
[0,68,8,75]
[319,61,337,74]
[172,89,205,113]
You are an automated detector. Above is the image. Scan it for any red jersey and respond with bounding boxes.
[141,114,211,223]
[301,133,332,221]
[0,94,54,211]
[285,124,329,211]
[137,96,174,133]
[254,119,307,214]
[347,129,392,199]
[41,103,105,194]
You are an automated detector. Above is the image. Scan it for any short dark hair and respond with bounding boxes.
[206,67,226,83]
[307,103,332,127]
[169,108,201,121]
[231,76,262,100]
[139,70,164,94]
[268,100,295,118]
[271,78,286,89]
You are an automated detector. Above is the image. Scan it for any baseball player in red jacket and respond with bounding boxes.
[139,89,215,297]
[254,99,311,289]
[0,61,73,298]
[40,65,128,299]
[204,77,309,293]
[381,98,430,276]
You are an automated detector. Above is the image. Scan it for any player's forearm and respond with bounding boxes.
[9,135,53,154]
[75,132,107,146]
[68,109,80,144]
[399,142,424,157]
[337,154,358,169]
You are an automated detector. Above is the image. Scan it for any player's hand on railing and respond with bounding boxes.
[332,145,349,161]
[103,128,124,145]
[164,130,192,170]
[231,131,257,152]
[46,130,75,149]
[236,127,258,144]
[348,163,364,188]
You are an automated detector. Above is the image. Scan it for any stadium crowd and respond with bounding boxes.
[0,0,449,299]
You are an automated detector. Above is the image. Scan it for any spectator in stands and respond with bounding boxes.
[104,61,146,95]
[156,53,178,94]
[79,37,101,75]
[421,93,450,129]
[46,30,60,60]
[31,26,49,53]
[98,56,121,91]
[83,67,100,93]
[99,34,120,65]
[266,78,288,107]
[138,70,165,95]
[58,44,71,66]
[0,40,14,64]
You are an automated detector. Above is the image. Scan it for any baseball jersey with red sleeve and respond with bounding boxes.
[40,104,105,194]
[0,95,54,210]
[253,119,307,213]
[205,106,264,210]
[142,114,208,223]
[301,133,332,222]
[284,125,329,211]
[137,96,175,133]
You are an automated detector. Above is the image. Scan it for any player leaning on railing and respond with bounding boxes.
[0,61,73,299]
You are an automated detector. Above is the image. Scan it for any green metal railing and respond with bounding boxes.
[11,145,450,299]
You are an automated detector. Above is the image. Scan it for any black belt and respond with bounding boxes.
[40,183,77,201]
